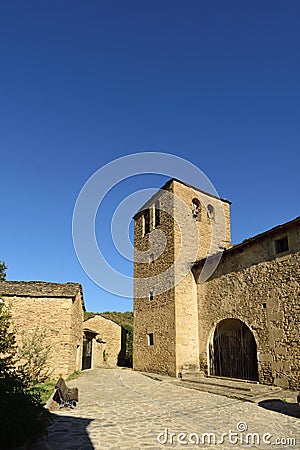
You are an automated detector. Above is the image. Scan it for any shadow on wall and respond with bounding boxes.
[32,415,94,449]
[117,326,133,368]
[258,400,300,419]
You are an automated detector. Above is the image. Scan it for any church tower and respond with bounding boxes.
[133,178,231,377]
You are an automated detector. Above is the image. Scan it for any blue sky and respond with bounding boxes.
[1,1,299,312]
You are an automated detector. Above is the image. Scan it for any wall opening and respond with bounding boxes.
[192,198,200,219]
[82,336,93,370]
[210,318,258,381]
[275,236,289,254]
[144,209,150,234]
[82,329,97,370]
[154,200,160,227]
[117,326,133,368]
[147,333,154,346]
[207,204,215,219]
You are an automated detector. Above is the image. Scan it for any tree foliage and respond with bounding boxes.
[121,322,133,366]
[0,301,16,372]
[0,269,48,448]
[84,310,133,326]
[17,326,52,383]
[0,261,7,281]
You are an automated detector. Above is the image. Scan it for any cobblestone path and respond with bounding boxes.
[36,368,299,449]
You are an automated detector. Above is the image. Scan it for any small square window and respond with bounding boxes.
[147,333,154,346]
[275,236,289,254]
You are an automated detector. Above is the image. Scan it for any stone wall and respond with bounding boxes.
[133,177,299,389]
[133,179,231,376]
[172,180,231,261]
[83,315,122,367]
[0,281,85,378]
[172,181,231,375]
[194,225,300,390]
[71,290,85,372]
[133,185,177,375]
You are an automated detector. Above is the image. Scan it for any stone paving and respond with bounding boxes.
[35,368,299,450]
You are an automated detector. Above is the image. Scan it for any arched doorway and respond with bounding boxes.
[210,319,258,381]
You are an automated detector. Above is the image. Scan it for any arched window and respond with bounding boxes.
[192,198,200,219]
[207,204,215,220]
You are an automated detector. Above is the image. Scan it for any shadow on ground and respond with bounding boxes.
[32,414,94,450]
[258,399,300,419]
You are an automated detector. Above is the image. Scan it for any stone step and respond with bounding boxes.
[141,372,297,404]
[180,376,283,403]
[183,377,254,392]
[180,380,256,400]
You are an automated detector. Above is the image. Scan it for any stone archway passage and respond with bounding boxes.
[211,319,259,381]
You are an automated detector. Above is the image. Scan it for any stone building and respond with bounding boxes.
[0,281,125,378]
[82,315,122,370]
[133,178,300,390]
[0,281,85,378]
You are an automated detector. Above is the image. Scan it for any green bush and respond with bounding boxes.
[0,261,7,281]
[0,371,48,448]
[17,326,52,383]
[0,300,49,448]
[67,370,81,381]
[34,379,57,405]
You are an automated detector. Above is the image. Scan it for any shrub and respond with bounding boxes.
[0,371,48,448]
[33,379,57,405]
[0,261,7,281]
[17,326,52,383]
[0,301,49,448]
[67,370,81,381]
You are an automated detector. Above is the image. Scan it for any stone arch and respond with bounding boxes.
[209,318,259,381]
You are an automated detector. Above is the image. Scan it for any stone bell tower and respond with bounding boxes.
[133,178,231,377]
